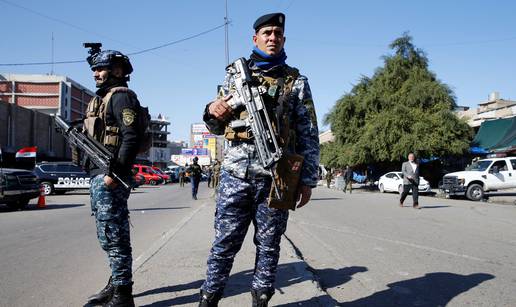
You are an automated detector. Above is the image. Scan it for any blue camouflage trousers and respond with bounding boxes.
[90,175,132,286]
[202,170,289,294]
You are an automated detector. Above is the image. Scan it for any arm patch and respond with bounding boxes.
[122,108,136,126]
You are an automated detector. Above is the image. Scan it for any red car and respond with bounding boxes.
[151,166,171,184]
[132,164,163,185]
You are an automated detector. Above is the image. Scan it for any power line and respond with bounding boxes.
[0,0,132,48]
[0,22,229,67]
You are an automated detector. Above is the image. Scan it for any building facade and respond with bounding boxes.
[0,74,94,122]
[456,92,516,128]
[138,115,172,169]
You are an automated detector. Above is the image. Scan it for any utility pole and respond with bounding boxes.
[224,0,229,66]
[50,32,55,75]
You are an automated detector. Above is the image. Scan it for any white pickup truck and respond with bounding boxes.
[441,157,516,201]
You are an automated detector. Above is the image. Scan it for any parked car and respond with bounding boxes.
[440,157,516,201]
[33,162,90,195]
[132,164,163,185]
[151,166,171,184]
[0,168,40,210]
[378,172,431,194]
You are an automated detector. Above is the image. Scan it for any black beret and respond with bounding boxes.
[253,13,285,31]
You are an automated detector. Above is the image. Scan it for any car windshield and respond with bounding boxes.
[466,160,492,171]
[153,168,163,174]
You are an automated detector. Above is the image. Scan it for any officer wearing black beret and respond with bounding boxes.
[253,12,285,31]
[199,11,320,307]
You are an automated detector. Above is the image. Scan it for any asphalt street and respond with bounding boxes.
[0,183,515,306]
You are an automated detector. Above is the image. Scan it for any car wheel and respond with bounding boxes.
[466,183,484,201]
[150,179,157,185]
[379,183,385,193]
[6,199,30,210]
[398,185,403,195]
[41,182,54,195]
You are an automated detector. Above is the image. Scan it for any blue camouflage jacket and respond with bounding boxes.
[203,61,320,187]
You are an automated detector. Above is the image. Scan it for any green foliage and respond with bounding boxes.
[322,33,472,167]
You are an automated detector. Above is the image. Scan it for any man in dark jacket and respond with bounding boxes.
[187,157,202,200]
[85,48,141,307]
[343,165,353,194]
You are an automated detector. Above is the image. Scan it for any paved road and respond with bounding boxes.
[1,184,515,306]
[287,187,516,306]
[0,183,204,307]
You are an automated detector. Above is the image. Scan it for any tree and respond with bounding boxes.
[322,33,472,168]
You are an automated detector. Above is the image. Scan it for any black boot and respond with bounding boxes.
[87,276,114,305]
[104,283,134,307]
[251,288,274,307]
[198,289,222,307]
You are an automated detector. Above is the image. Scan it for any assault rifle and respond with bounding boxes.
[54,115,130,189]
[226,58,282,197]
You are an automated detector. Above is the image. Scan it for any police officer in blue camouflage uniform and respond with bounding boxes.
[199,13,320,307]
[85,47,141,307]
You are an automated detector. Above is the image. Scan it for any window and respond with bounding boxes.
[510,159,516,170]
[69,165,84,172]
[40,164,57,172]
[56,164,71,172]
[490,160,508,172]
[386,173,395,179]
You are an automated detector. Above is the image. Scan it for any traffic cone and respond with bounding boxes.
[37,184,46,208]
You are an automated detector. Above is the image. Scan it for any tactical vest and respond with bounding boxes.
[224,65,300,150]
[84,87,136,149]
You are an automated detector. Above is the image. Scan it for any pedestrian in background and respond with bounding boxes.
[187,157,202,200]
[343,165,353,194]
[179,168,186,187]
[211,159,221,189]
[400,152,420,208]
[325,169,333,188]
[206,165,213,188]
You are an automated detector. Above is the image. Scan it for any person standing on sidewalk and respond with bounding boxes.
[198,12,320,307]
[187,157,202,200]
[400,152,420,209]
[343,165,353,194]
[325,169,333,188]
[211,159,221,189]
[84,47,140,307]
[179,168,186,187]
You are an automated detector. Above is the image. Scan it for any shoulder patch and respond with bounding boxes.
[122,108,136,126]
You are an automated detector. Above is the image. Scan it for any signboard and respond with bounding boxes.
[181,148,208,156]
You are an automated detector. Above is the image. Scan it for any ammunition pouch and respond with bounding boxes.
[224,110,252,141]
[268,153,304,210]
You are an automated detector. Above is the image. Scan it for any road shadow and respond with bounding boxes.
[312,197,343,201]
[130,206,190,212]
[136,263,366,306]
[419,205,451,209]
[0,203,85,212]
[338,272,494,307]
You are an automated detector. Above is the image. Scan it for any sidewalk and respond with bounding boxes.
[132,188,332,306]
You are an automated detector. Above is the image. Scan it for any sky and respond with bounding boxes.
[1,0,516,143]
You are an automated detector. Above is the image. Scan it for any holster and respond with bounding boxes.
[268,153,304,210]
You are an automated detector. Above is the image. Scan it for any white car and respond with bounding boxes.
[378,172,431,194]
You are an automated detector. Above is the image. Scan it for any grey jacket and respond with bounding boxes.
[401,161,420,185]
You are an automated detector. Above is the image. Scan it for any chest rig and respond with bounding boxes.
[224,66,299,149]
[83,87,135,149]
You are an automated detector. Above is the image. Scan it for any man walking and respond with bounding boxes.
[187,157,202,200]
[343,165,353,194]
[400,153,420,209]
[199,13,319,306]
[84,46,142,306]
